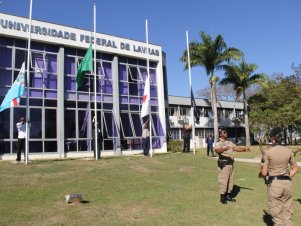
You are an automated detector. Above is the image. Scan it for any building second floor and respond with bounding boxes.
[168,96,245,129]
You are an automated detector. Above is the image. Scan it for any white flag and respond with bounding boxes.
[141,76,150,118]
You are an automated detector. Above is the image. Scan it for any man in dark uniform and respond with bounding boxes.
[182,123,192,153]
[215,127,250,204]
[261,128,298,226]
[206,134,214,157]
[92,116,103,159]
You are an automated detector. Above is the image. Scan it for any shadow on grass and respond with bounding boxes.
[262,210,273,226]
[295,198,301,204]
[231,185,254,198]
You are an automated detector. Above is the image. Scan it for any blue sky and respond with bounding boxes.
[1,0,301,97]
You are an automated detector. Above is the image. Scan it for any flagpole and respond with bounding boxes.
[186,30,195,155]
[93,2,99,160]
[146,19,153,157]
[25,0,33,164]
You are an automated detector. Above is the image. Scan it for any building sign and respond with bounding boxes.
[0,13,161,59]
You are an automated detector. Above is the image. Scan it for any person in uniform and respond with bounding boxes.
[206,134,215,157]
[261,127,298,226]
[182,123,192,153]
[215,127,250,204]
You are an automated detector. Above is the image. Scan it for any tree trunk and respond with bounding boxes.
[211,75,219,145]
[243,93,251,146]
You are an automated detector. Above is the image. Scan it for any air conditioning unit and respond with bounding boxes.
[177,116,183,121]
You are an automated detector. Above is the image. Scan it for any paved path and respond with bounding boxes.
[234,157,301,166]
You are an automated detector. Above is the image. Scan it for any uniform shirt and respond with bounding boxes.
[215,139,236,159]
[142,123,150,138]
[16,122,26,139]
[264,145,296,177]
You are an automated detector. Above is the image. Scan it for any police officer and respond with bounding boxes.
[215,127,250,204]
[261,128,298,226]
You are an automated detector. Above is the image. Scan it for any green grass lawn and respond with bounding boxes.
[1,149,301,226]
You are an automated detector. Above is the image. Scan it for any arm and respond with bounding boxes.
[261,156,269,177]
[289,163,298,178]
[215,145,229,154]
[233,146,250,152]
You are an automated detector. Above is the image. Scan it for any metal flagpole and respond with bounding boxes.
[25,0,33,164]
[93,2,99,160]
[146,19,153,157]
[186,30,195,155]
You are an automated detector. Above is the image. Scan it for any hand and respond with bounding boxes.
[244,147,250,152]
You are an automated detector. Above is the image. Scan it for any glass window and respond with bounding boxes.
[131,113,142,136]
[45,109,57,139]
[0,141,10,154]
[0,110,10,139]
[45,141,57,152]
[0,46,12,68]
[78,109,92,139]
[29,141,42,153]
[15,49,26,69]
[120,113,133,137]
[103,111,119,138]
[65,110,76,138]
[0,69,12,86]
[30,108,42,139]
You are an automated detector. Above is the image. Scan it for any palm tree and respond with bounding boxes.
[180,31,243,144]
[220,60,266,146]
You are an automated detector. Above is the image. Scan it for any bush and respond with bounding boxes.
[167,139,183,152]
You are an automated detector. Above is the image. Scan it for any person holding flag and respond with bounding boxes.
[16,117,26,162]
[141,75,151,156]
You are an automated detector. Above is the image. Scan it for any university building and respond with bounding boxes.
[0,13,244,160]
[0,12,167,159]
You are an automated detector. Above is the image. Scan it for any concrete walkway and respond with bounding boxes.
[234,157,301,166]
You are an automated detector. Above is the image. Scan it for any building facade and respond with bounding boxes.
[168,96,245,147]
[0,13,167,159]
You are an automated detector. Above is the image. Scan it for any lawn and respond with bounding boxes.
[1,149,301,226]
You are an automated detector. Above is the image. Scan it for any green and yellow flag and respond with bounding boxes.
[76,44,93,90]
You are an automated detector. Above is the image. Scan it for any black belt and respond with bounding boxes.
[269,175,291,181]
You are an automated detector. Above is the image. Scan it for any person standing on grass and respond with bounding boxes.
[16,117,26,162]
[142,118,150,156]
[215,127,250,204]
[206,134,215,157]
[182,123,192,153]
[261,127,298,226]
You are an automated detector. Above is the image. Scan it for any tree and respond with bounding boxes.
[180,31,243,143]
[197,83,237,101]
[249,76,301,144]
[220,60,266,146]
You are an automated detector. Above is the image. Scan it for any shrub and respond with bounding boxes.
[167,139,183,152]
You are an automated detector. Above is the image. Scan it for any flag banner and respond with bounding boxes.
[0,62,26,112]
[191,89,200,123]
[76,44,93,90]
[141,76,150,118]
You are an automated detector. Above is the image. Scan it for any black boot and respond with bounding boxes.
[226,193,236,202]
[220,194,227,204]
